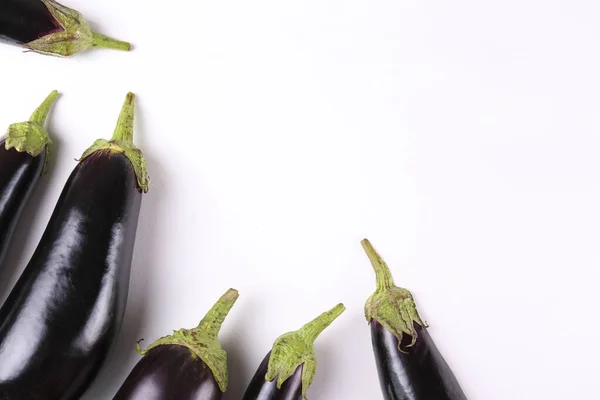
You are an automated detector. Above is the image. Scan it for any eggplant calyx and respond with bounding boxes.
[362,238,426,352]
[24,0,130,57]
[79,93,149,192]
[137,288,239,393]
[5,90,59,174]
[265,303,345,400]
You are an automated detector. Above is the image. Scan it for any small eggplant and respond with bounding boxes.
[0,90,57,268]
[0,0,130,57]
[361,239,467,400]
[242,303,346,400]
[113,288,240,400]
[0,93,148,399]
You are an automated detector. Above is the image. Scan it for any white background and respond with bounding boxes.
[1,0,600,398]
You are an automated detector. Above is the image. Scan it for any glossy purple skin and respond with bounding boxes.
[113,345,222,400]
[242,351,303,400]
[371,320,467,400]
[0,151,142,400]
[113,345,223,400]
[0,139,45,268]
[0,0,61,44]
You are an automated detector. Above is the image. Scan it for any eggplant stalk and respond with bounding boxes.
[242,303,345,400]
[362,239,425,350]
[27,0,129,56]
[79,93,148,192]
[5,90,58,173]
[136,288,240,393]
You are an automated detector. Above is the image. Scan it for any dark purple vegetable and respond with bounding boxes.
[113,288,240,400]
[361,239,467,400]
[0,0,130,56]
[0,90,57,268]
[0,93,148,400]
[242,303,345,400]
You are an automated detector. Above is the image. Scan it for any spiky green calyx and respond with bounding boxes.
[136,288,239,392]
[362,239,426,351]
[5,90,59,175]
[25,0,131,57]
[78,92,149,192]
[265,303,345,399]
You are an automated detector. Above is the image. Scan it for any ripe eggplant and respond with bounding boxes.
[0,93,148,400]
[0,90,58,268]
[361,239,467,400]
[0,0,130,57]
[113,288,240,400]
[242,303,346,400]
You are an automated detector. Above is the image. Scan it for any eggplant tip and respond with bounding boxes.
[222,288,240,303]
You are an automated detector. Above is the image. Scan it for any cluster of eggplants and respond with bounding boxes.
[111,292,346,400]
[0,91,148,399]
[109,240,469,400]
[0,0,130,56]
[0,94,467,399]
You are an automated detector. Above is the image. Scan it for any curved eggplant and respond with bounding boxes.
[0,90,57,268]
[361,239,467,400]
[0,93,148,400]
[242,303,345,400]
[113,288,240,400]
[0,0,130,57]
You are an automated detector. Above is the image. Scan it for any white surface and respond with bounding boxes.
[1,0,600,398]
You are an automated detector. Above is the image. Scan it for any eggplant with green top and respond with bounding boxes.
[0,93,148,399]
[113,288,240,400]
[242,303,346,400]
[0,0,131,56]
[0,90,57,269]
[361,239,467,400]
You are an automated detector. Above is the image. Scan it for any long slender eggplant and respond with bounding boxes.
[361,239,467,400]
[242,303,345,400]
[0,93,148,400]
[113,288,240,400]
[0,0,130,56]
[0,90,58,268]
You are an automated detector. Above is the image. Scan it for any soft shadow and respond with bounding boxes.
[0,118,64,305]
[82,123,165,399]
[307,318,351,399]
[309,342,337,398]
[222,299,259,400]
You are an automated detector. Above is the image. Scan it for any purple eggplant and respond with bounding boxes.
[361,239,467,400]
[242,303,346,400]
[0,93,148,399]
[0,0,130,57]
[0,90,57,268]
[113,288,240,400]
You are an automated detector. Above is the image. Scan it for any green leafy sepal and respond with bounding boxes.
[25,0,130,57]
[362,239,427,351]
[78,92,149,192]
[5,90,59,174]
[265,303,345,399]
[136,288,239,393]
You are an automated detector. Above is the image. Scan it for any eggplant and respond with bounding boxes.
[113,288,240,400]
[0,93,148,400]
[242,303,346,400]
[361,239,467,400]
[0,0,130,57]
[0,90,57,268]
